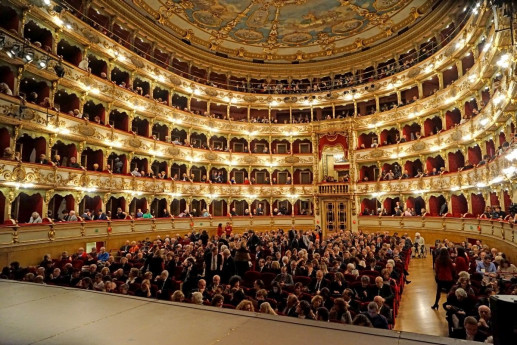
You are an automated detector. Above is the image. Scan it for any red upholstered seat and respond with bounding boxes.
[293,275,311,286]
[261,272,276,288]
[243,271,262,288]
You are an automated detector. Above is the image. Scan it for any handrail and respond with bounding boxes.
[357,215,517,263]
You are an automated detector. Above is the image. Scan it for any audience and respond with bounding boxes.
[1,228,415,330]
[428,239,515,340]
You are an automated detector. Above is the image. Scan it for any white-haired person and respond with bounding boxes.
[413,232,426,258]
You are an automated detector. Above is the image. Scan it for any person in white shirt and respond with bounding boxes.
[29,212,42,223]
[131,167,141,177]
[78,57,90,71]
[413,232,426,258]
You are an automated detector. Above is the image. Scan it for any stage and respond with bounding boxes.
[0,280,475,345]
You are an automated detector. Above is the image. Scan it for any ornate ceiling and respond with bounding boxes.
[130,0,435,62]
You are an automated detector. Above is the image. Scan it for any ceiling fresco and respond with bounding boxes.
[130,0,434,61]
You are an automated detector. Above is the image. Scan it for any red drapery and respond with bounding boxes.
[319,134,348,159]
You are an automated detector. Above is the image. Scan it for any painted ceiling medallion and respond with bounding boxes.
[133,0,433,62]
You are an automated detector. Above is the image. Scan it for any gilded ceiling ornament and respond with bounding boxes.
[193,10,223,27]
[282,32,312,46]
[236,47,246,57]
[234,29,264,43]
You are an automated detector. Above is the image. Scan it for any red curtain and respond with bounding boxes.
[0,128,10,152]
[451,194,468,217]
[489,192,499,207]
[471,193,485,216]
[468,146,481,165]
[448,151,464,172]
[383,199,393,214]
[318,134,348,158]
[464,101,473,117]
[0,191,5,222]
[0,67,15,91]
[65,195,75,211]
[361,199,377,213]
[486,140,495,158]
[499,132,507,146]
[429,196,439,216]
[18,193,43,223]
[503,191,511,210]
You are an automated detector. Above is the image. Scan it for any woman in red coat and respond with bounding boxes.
[432,247,455,309]
[217,223,223,237]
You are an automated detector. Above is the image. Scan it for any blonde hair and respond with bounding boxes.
[259,302,277,315]
[191,292,203,305]
[236,300,254,312]
[170,290,184,302]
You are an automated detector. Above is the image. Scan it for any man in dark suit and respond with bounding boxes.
[370,276,394,305]
[452,316,487,342]
[115,207,127,219]
[220,248,235,284]
[374,296,393,325]
[343,288,360,315]
[93,209,107,220]
[309,270,328,293]
[119,240,131,255]
[363,302,389,329]
[37,154,49,164]
[204,246,223,281]
[283,294,299,317]
[354,275,372,302]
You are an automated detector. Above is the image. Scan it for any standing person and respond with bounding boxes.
[217,223,223,237]
[224,222,232,237]
[432,248,455,310]
[234,241,251,278]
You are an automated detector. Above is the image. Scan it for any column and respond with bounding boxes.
[14,67,24,97]
[456,59,463,78]
[417,82,423,99]
[437,72,444,90]
[311,132,319,184]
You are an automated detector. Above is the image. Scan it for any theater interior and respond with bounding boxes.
[0,0,516,344]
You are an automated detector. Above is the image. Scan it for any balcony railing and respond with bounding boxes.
[318,183,349,195]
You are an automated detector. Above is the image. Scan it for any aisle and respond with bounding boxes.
[393,254,449,336]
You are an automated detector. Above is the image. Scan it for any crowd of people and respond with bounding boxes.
[431,239,517,342]
[1,228,413,330]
